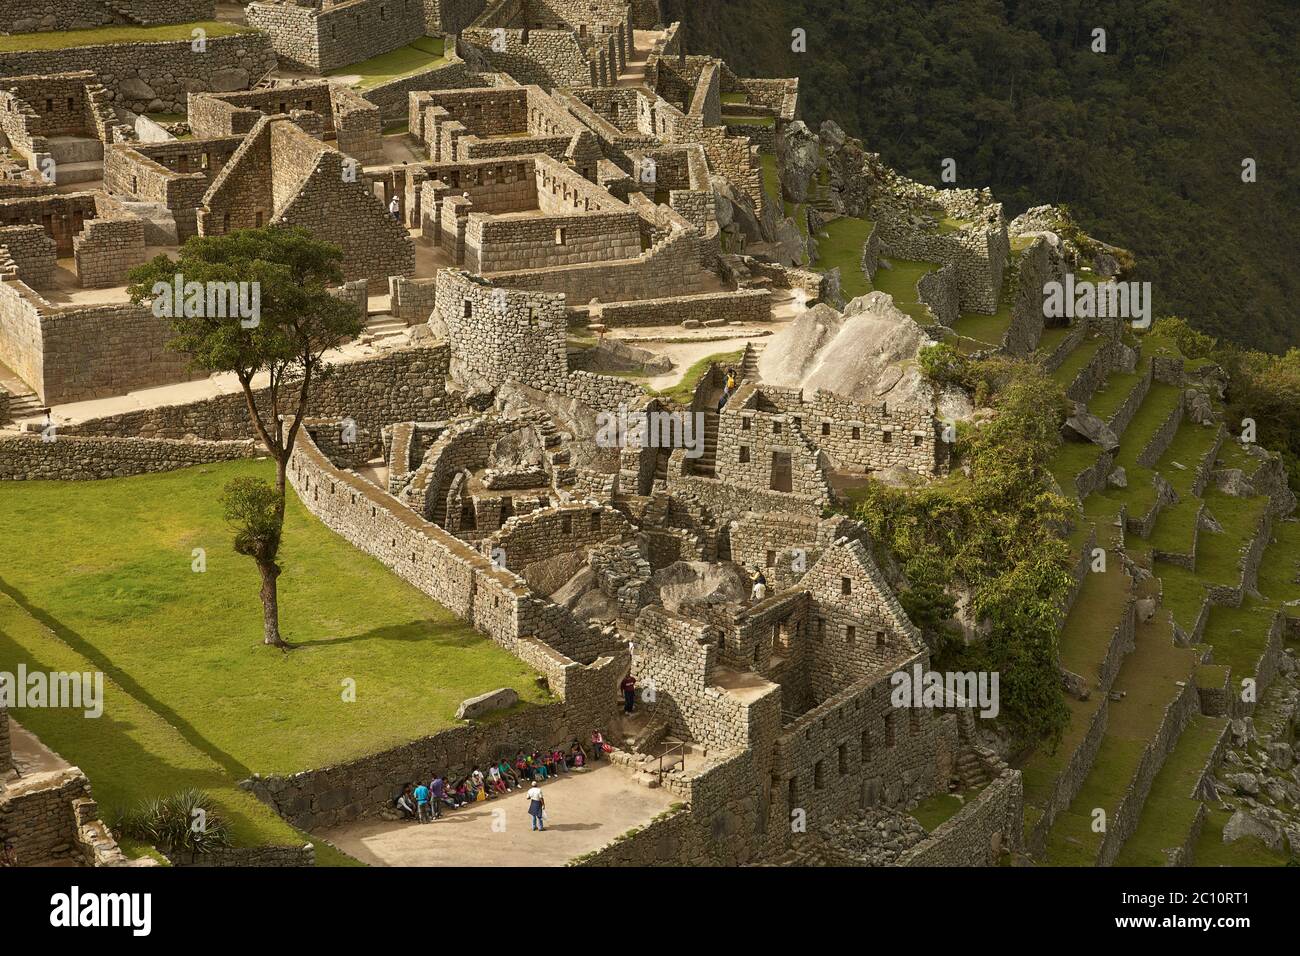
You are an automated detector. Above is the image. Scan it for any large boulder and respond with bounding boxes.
[1223,808,1283,850]
[779,121,820,204]
[456,687,519,720]
[1063,404,1119,452]
[758,293,936,410]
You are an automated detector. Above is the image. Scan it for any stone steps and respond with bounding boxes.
[53,161,103,186]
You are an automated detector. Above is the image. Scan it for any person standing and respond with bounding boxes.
[620,673,637,714]
[526,782,545,831]
[429,773,445,818]
[413,780,431,823]
[388,195,401,222]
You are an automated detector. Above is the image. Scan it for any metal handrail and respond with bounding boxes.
[656,740,685,783]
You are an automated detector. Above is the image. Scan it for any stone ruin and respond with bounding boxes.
[0,0,1056,868]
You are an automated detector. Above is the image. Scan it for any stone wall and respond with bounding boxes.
[897,768,1023,865]
[916,260,959,328]
[876,215,1008,315]
[248,0,428,73]
[0,33,277,116]
[596,288,769,328]
[288,425,627,691]
[0,700,10,775]
[61,345,457,442]
[0,434,258,481]
[167,843,315,867]
[0,279,208,405]
[436,268,569,392]
[243,686,619,831]
[484,503,632,573]
[0,1,214,33]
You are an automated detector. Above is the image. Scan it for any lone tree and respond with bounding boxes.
[128,226,363,647]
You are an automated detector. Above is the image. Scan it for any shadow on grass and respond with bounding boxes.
[0,577,469,780]
[290,619,481,649]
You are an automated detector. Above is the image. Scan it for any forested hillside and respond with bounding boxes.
[665,0,1299,353]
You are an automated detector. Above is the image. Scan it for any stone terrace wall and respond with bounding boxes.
[0,700,10,775]
[0,767,92,866]
[288,426,627,693]
[168,844,314,867]
[0,33,277,116]
[897,768,1023,865]
[0,434,258,481]
[243,683,619,831]
[0,0,214,33]
[596,288,769,328]
[61,345,458,442]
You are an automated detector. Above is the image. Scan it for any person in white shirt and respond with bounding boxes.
[388,196,401,221]
[526,784,545,831]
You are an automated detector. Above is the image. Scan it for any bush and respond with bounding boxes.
[116,789,233,862]
[854,360,1074,748]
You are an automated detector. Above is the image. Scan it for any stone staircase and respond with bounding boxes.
[953,749,993,789]
[690,410,719,477]
[740,341,764,381]
[361,312,408,345]
[5,389,41,424]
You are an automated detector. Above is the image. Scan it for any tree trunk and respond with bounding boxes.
[257,558,287,647]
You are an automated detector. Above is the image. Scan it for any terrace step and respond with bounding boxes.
[4,390,41,423]
[53,161,103,186]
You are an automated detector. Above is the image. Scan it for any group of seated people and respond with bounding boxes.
[395,734,608,823]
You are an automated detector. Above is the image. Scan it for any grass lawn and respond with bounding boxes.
[326,36,447,90]
[1087,366,1146,427]
[1057,562,1131,678]
[1049,334,1106,391]
[1200,599,1278,683]
[759,153,780,205]
[0,460,550,776]
[0,593,362,863]
[723,114,775,127]
[0,22,251,51]
[1049,439,1104,498]
[1257,520,1300,620]
[869,258,940,322]
[813,216,875,300]
[654,350,743,406]
[1037,325,1074,357]
[1114,715,1226,866]
[1192,806,1290,866]
[950,302,1012,348]
[1156,419,1221,497]
[1148,499,1199,558]
[910,789,979,832]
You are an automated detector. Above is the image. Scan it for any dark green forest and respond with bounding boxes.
[665,0,1299,354]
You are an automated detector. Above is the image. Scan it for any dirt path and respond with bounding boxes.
[317,763,678,867]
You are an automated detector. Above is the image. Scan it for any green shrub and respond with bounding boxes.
[116,789,233,862]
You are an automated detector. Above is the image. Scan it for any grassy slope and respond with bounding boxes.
[1036,327,1294,866]
[326,36,447,90]
[0,460,549,776]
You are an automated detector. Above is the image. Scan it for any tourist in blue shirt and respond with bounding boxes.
[413,782,431,824]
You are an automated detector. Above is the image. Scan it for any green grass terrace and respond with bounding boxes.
[0,460,551,780]
[0,22,253,52]
[326,35,448,90]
